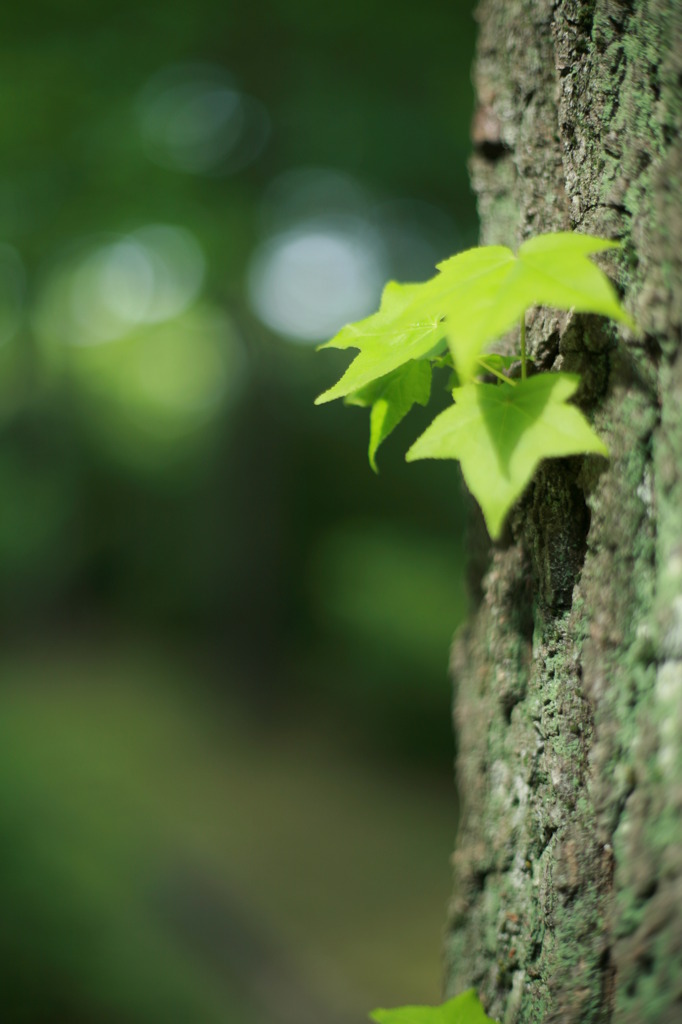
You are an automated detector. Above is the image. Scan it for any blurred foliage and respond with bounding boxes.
[0,0,477,1020]
[0,0,477,751]
[0,646,458,1023]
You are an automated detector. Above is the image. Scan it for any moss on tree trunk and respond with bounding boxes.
[444,1,682,1021]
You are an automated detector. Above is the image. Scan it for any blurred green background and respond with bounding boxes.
[0,1,478,1021]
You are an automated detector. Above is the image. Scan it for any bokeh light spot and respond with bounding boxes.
[248,219,387,343]
[59,225,206,347]
[33,230,242,462]
[135,64,270,176]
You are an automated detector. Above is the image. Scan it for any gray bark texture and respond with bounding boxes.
[444,2,682,1022]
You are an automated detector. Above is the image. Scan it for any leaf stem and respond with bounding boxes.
[520,310,527,381]
[478,358,517,386]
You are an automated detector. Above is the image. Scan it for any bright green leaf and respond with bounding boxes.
[370,989,498,1024]
[432,233,635,382]
[346,360,431,472]
[316,234,634,403]
[315,281,445,404]
[406,373,608,539]
[516,232,634,323]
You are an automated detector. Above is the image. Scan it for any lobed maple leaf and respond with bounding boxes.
[406,373,608,538]
[431,232,635,382]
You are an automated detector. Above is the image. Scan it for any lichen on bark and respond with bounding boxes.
[444,2,682,1021]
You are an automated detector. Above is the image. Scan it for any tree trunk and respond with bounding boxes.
[444,2,682,1022]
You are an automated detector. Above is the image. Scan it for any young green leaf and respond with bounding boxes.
[432,233,635,382]
[345,360,432,472]
[406,373,608,539]
[315,234,634,402]
[370,989,497,1024]
[315,281,445,404]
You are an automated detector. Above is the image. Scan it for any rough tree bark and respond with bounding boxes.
[443,2,682,1022]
